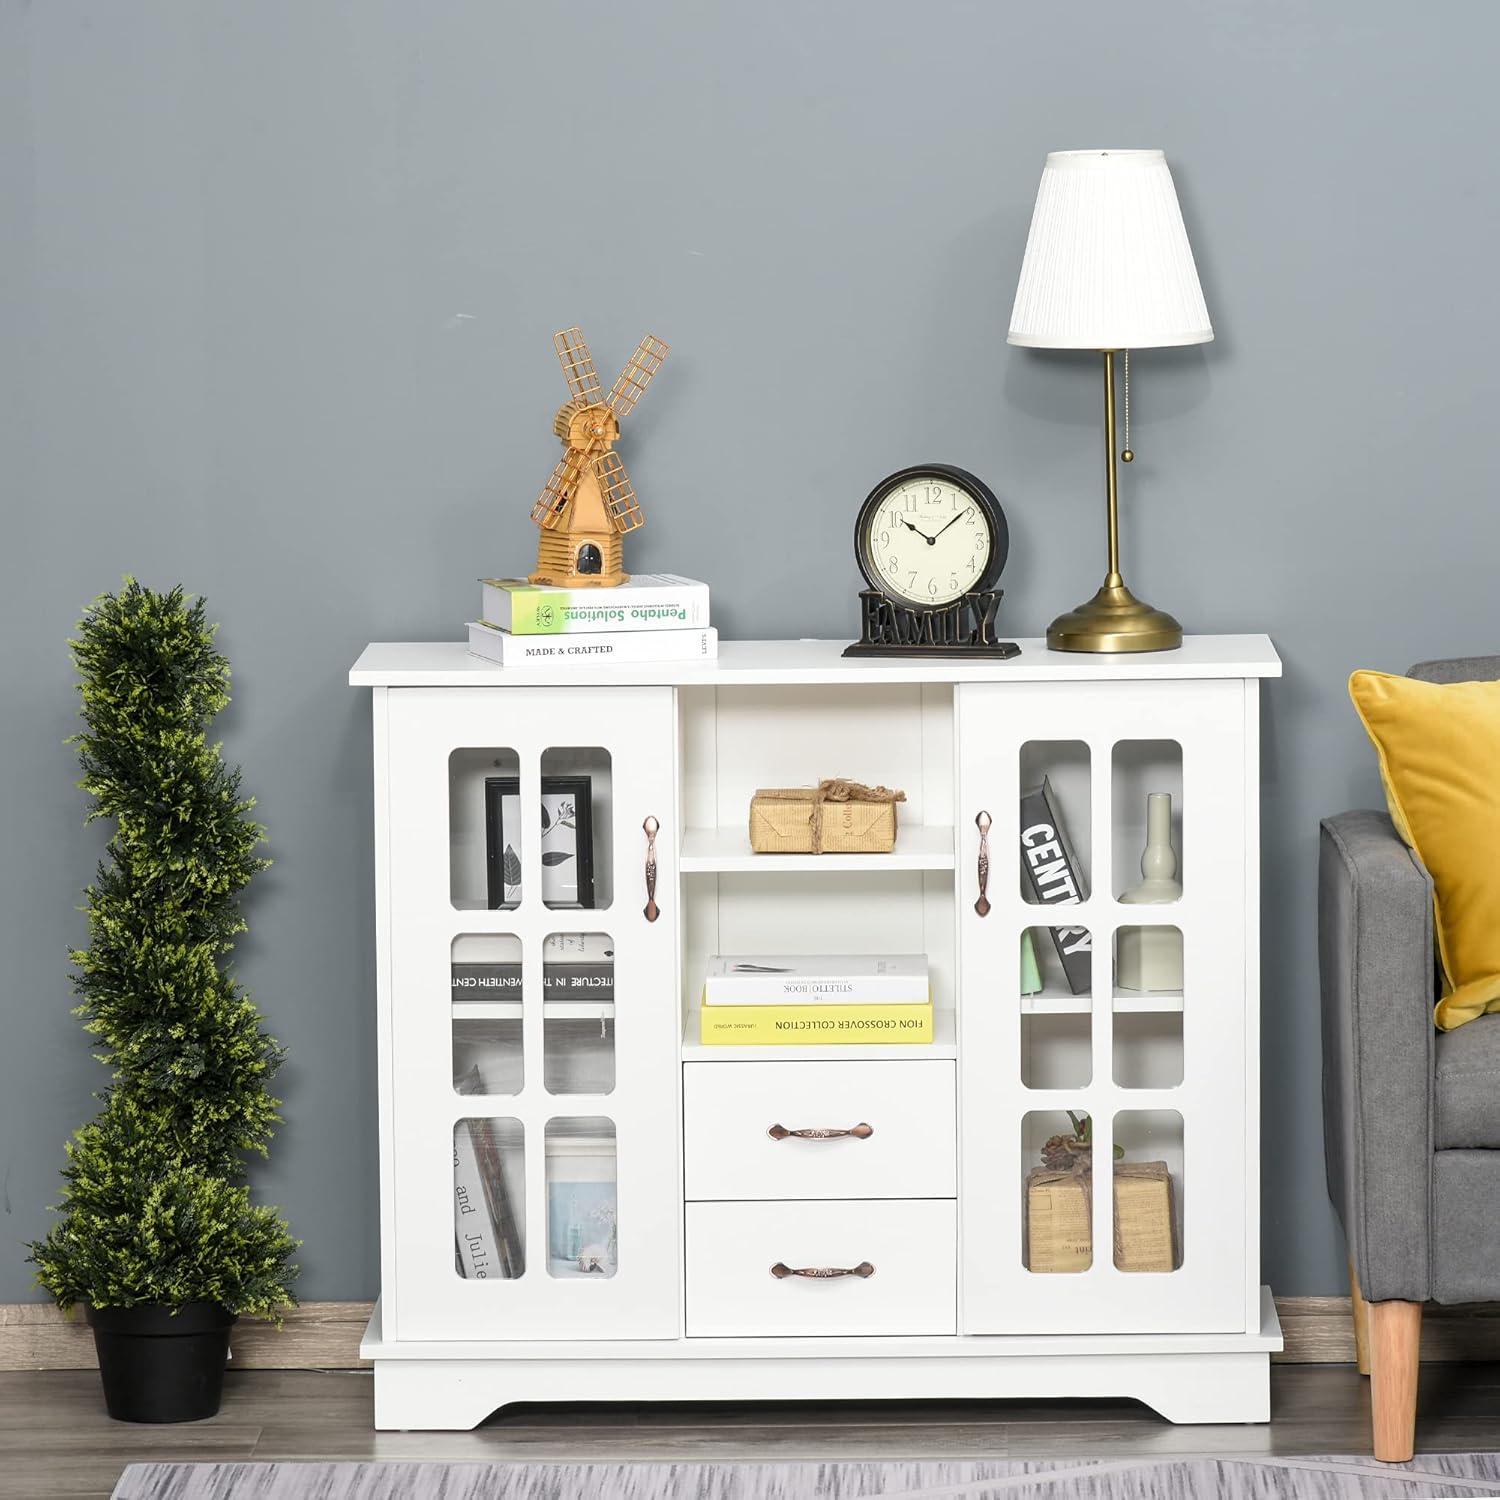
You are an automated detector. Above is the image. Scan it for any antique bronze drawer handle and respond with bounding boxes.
[642,815,660,923]
[770,1261,875,1280]
[974,809,992,917]
[767,1123,874,1142]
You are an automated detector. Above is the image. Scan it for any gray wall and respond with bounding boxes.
[2,0,1495,1304]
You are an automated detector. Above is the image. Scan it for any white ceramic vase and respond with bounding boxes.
[1116,792,1183,992]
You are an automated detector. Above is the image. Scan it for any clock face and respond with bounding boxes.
[857,469,1004,607]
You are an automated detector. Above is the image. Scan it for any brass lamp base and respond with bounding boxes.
[1046,580,1182,654]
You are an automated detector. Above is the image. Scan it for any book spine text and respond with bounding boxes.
[453,1125,503,1280]
[485,585,710,635]
[702,976,929,1006]
[699,1003,933,1046]
[469,623,717,665]
[1019,777,1092,995]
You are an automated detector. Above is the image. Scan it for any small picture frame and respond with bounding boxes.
[484,775,595,910]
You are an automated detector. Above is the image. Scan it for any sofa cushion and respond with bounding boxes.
[1410,655,1500,686]
[1349,670,1500,1029]
[1435,1014,1500,1147]
[1433,1148,1500,1301]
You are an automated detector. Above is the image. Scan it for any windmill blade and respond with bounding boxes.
[529,449,585,529]
[605,335,669,417]
[594,450,644,534]
[554,327,603,405]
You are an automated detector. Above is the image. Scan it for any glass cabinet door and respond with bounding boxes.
[384,685,679,1342]
[956,678,1248,1336]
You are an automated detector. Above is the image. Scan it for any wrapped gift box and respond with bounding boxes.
[1025,1160,1178,1274]
[1112,1160,1178,1273]
[749,779,905,855]
[1025,1166,1093,1273]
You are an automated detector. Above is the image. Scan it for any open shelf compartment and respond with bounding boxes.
[680,822,955,873]
[677,679,955,1061]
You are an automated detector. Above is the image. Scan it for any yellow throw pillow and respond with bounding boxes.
[1349,670,1500,1029]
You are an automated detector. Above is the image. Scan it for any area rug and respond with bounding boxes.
[111,1455,1500,1498]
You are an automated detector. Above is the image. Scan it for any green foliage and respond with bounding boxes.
[30,1093,298,1316]
[29,581,298,1319]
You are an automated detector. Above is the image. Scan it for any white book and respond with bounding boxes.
[453,1121,503,1281]
[703,954,930,1006]
[467,620,717,667]
[480,574,710,635]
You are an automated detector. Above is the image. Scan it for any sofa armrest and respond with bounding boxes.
[1320,810,1436,1302]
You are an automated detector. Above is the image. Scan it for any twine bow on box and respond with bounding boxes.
[751,779,906,855]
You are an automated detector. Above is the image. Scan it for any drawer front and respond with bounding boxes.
[686,1198,956,1337]
[683,1060,955,1201]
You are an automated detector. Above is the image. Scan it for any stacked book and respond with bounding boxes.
[1019,776,1092,996]
[451,933,615,1010]
[468,574,716,667]
[453,1069,524,1282]
[700,954,932,1046]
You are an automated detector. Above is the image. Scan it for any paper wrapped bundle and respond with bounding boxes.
[1112,1160,1177,1273]
[1024,1166,1092,1273]
[1025,1160,1177,1273]
[749,779,906,855]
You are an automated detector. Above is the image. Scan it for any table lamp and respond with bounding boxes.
[1008,149,1212,652]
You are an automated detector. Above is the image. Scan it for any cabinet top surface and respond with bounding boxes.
[348,633,1278,687]
[349,635,1280,688]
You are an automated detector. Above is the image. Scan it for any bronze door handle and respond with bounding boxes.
[642,815,660,922]
[974,809,992,917]
[770,1261,875,1280]
[767,1123,874,1141]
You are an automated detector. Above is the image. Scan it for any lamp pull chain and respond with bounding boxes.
[1121,350,1133,463]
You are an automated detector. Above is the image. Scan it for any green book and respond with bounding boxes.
[480,574,709,635]
[1021,929,1043,997]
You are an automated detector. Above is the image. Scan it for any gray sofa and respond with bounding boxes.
[1320,653,1500,1461]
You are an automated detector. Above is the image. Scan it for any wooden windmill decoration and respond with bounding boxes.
[529,326,670,588]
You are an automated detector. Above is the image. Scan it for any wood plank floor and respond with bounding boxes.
[5,1364,1500,1499]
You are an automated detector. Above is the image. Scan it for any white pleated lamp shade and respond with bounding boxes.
[1008,150,1212,350]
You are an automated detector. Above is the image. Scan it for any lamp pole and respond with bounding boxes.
[1043,350,1183,653]
[1103,351,1122,588]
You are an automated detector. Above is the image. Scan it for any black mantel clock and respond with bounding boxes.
[843,464,1020,659]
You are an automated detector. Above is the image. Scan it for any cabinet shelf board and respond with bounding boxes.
[682,1006,956,1061]
[452,1000,615,1022]
[1019,989,1184,1015]
[680,823,955,873]
[1019,993,1090,1014]
[1114,988,1185,1013]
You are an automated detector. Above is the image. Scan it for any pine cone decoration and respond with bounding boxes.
[1040,1133,1090,1173]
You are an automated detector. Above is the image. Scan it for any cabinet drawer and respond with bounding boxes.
[686,1199,956,1338]
[683,1060,955,1201]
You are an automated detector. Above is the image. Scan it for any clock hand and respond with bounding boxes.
[931,507,972,541]
[897,517,937,544]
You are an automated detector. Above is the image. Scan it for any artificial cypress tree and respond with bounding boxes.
[29,581,298,1320]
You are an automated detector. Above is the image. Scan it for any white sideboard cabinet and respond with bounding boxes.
[350,636,1283,1431]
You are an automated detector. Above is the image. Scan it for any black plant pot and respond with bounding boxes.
[85,1301,237,1423]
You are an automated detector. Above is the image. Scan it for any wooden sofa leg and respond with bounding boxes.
[1348,1258,1371,1376]
[1369,1300,1422,1462]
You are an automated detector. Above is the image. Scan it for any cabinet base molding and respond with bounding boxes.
[362,1296,1281,1430]
[369,1348,1273,1431]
